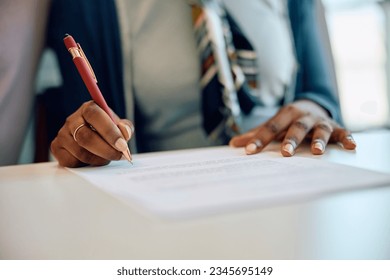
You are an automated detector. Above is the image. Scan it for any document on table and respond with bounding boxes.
[69,146,390,219]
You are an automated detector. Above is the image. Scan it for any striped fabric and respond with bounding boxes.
[191,0,259,144]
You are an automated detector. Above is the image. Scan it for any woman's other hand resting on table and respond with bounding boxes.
[50,101,134,168]
[229,100,356,156]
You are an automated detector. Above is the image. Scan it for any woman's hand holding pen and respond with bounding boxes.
[229,100,356,156]
[55,35,133,167]
[51,101,134,168]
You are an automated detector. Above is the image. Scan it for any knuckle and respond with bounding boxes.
[282,104,299,116]
[82,102,100,119]
[64,110,81,126]
[293,120,310,132]
[64,116,73,127]
[57,126,67,137]
[81,100,95,110]
[318,117,327,122]
[265,121,280,134]
[316,122,333,133]
[51,135,67,152]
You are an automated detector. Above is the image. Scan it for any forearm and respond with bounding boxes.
[291,0,342,124]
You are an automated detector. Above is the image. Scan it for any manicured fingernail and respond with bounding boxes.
[114,138,128,152]
[346,135,356,145]
[123,147,132,162]
[282,143,294,156]
[312,141,324,154]
[246,143,257,154]
[245,140,262,154]
[342,135,356,149]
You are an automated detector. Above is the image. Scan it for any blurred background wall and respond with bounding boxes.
[323,0,390,130]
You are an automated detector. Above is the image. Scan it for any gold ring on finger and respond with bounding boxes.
[72,123,87,142]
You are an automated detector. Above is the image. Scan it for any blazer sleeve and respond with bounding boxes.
[288,0,342,124]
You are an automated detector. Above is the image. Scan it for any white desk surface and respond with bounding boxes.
[1,130,390,260]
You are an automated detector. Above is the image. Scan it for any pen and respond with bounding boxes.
[63,34,132,163]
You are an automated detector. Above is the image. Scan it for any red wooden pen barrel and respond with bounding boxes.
[63,34,115,123]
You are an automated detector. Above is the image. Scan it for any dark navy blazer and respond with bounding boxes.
[43,0,341,146]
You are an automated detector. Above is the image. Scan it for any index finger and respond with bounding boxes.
[81,102,130,153]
